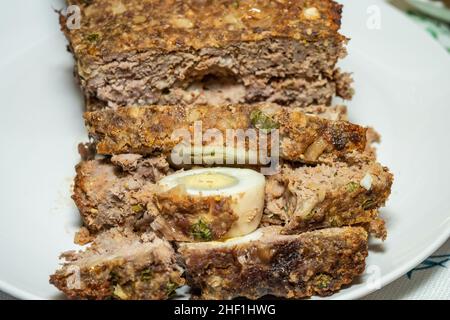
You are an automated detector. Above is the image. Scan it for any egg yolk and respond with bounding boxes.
[178,172,238,191]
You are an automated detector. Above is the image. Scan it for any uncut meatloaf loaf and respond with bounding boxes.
[179,226,368,299]
[72,154,391,239]
[50,227,184,300]
[61,0,353,109]
[84,104,367,165]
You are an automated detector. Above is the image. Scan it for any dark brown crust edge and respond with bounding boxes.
[180,226,368,299]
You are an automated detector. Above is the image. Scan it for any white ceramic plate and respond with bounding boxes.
[0,0,449,300]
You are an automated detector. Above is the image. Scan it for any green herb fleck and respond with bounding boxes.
[232,0,240,9]
[86,33,100,42]
[140,268,153,281]
[347,182,359,192]
[166,282,178,297]
[132,204,144,213]
[250,110,279,132]
[305,208,318,220]
[109,271,119,285]
[314,274,332,289]
[329,216,342,227]
[191,219,212,241]
[362,198,376,210]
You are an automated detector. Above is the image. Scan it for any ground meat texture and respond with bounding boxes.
[84,104,367,165]
[72,155,172,233]
[362,215,387,241]
[179,226,368,299]
[263,161,393,237]
[50,228,184,300]
[61,0,352,109]
[73,155,390,239]
[151,188,238,242]
[84,71,353,110]
[72,156,240,241]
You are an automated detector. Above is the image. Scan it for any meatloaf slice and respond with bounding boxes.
[50,227,184,300]
[179,226,368,299]
[84,104,367,165]
[72,155,238,240]
[263,161,393,236]
[72,154,172,233]
[73,155,390,238]
[83,71,353,111]
[150,188,238,242]
[61,0,352,108]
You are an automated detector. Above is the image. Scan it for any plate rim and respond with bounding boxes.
[1,230,449,300]
[0,0,449,300]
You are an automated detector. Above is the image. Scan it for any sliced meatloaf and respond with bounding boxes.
[72,154,172,233]
[50,227,184,300]
[150,188,238,242]
[72,155,240,241]
[84,104,367,165]
[72,155,390,239]
[61,0,352,109]
[263,161,393,236]
[179,226,368,299]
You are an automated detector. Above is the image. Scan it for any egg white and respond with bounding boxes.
[157,167,266,238]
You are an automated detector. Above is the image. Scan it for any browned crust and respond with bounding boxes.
[73,226,94,245]
[179,226,368,299]
[50,228,185,300]
[62,0,345,59]
[362,216,387,241]
[84,104,367,164]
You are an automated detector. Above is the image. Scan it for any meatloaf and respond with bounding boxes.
[50,227,185,300]
[263,161,393,237]
[84,104,367,165]
[61,0,353,109]
[72,155,391,239]
[150,187,239,242]
[72,154,172,233]
[179,226,368,299]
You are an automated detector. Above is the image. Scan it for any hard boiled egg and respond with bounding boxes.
[157,167,266,238]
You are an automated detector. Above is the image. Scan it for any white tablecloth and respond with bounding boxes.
[364,239,450,300]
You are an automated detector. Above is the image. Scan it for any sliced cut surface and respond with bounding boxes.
[263,160,393,236]
[84,72,353,111]
[72,155,390,239]
[72,154,172,233]
[50,227,184,300]
[179,226,368,299]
